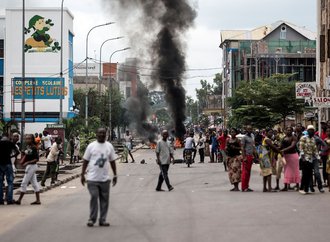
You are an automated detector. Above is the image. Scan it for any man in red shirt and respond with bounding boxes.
[217,129,230,171]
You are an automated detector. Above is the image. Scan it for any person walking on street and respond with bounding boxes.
[15,134,41,205]
[11,133,21,178]
[81,128,117,227]
[41,137,62,187]
[197,132,205,163]
[156,130,174,192]
[299,125,322,194]
[241,125,256,192]
[226,128,242,191]
[0,136,19,205]
[124,130,135,163]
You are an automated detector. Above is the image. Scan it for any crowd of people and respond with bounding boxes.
[178,122,330,194]
[0,130,82,205]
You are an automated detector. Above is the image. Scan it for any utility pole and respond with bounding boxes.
[21,0,26,145]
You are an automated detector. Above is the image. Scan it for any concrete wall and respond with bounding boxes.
[264,24,309,41]
[3,8,74,130]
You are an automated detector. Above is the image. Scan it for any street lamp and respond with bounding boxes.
[98,36,124,95]
[85,22,115,127]
[21,0,26,145]
[59,0,64,124]
[108,47,130,140]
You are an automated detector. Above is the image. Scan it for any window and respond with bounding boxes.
[0,39,4,58]
[280,26,287,40]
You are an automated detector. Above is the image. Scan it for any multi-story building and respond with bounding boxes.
[1,7,75,133]
[220,20,317,122]
[317,0,330,121]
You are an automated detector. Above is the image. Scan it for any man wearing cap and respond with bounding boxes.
[299,125,324,194]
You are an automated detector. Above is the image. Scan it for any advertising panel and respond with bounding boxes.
[295,82,316,99]
[13,77,66,99]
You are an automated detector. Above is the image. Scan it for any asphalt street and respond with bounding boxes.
[0,148,329,242]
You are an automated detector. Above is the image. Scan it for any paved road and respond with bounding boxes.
[0,148,329,242]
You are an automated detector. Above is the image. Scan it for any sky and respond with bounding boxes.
[1,0,317,99]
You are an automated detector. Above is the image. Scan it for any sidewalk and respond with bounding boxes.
[14,143,145,194]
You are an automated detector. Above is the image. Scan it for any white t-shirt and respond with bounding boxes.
[184,137,195,149]
[156,139,173,165]
[83,141,117,182]
[42,135,52,149]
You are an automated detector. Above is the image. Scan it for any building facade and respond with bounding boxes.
[220,20,317,123]
[1,7,75,133]
[317,0,330,121]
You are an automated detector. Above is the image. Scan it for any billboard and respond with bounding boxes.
[312,97,330,107]
[13,77,67,99]
[295,82,316,99]
[103,63,117,77]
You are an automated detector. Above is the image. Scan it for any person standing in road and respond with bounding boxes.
[280,127,300,191]
[241,125,256,192]
[15,134,41,205]
[197,132,205,163]
[81,128,117,227]
[226,128,242,191]
[218,129,230,171]
[155,130,174,192]
[74,136,81,163]
[41,137,62,187]
[124,130,135,163]
[299,125,322,194]
[0,136,19,205]
[69,135,75,164]
[42,130,52,157]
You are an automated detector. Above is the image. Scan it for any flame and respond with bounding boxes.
[150,143,157,149]
[174,138,183,148]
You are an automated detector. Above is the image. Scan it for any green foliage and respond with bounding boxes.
[155,108,171,124]
[195,73,222,109]
[228,74,304,128]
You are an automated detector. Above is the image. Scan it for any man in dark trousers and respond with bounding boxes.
[156,130,174,192]
[81,128,117,227]
[0,136,19,205]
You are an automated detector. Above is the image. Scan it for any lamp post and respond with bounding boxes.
[98,36,124,95]
[85,22,115,127]
[21,0,26,145]
[59,0,64,124]
[108,47,130,140]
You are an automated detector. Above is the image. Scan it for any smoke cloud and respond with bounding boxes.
[104,0,197,139]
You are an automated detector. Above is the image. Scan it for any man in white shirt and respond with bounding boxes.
[124,130,135,163]
[81,128,117,227]
[183,132,196,162]
[42,131,52,157]
[156,130,174,192]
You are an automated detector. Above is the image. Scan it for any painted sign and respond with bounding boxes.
[295,82,316,99]
[24,15,61,53]
[13,77,67,99]
[312,97,330,107]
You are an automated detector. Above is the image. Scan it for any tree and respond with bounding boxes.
[228,74,304,128]
[195,73,222,110]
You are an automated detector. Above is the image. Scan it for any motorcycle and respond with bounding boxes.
[184,149,193,168]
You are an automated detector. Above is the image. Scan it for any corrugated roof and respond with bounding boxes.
[220,20,316,47]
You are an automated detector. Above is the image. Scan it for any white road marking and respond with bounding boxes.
[68,186,76,189]
[61,186,67,189]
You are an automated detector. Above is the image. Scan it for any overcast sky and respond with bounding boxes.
[1,0,317,98]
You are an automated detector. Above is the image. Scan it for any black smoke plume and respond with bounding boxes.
[105,0,197,139]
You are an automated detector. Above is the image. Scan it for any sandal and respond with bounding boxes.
[30,201,41,205]
[15,200,21,205]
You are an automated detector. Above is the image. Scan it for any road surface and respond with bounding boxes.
[0,148,329,242]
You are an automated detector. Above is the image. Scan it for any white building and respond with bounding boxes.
[0,7,75,133]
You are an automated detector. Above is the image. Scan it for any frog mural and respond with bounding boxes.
[24,15,61,53]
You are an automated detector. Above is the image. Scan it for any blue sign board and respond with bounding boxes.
[13,77,66,99]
